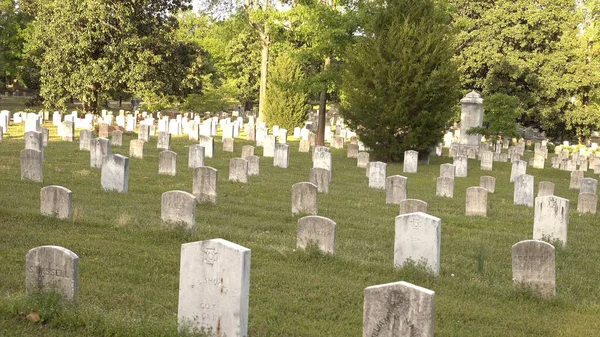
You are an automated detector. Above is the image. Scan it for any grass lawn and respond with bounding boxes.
[1,118,600,336]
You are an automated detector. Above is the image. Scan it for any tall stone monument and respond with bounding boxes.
[459,91,484,147]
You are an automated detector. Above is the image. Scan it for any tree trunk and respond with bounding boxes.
[257,16,269,124]
[316,56,331,146]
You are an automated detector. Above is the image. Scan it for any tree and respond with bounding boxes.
[263,54,310,129]
[23,0,207,113]
[467,93,521,143]
[0,0,32,88]
[341,0,459,161]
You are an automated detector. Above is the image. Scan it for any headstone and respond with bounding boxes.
[199,136,214,158]
[363,281,434,337]
[299,139,310,153]
[158,132,171,150]
[262,134,276,157]
[79,130,94,151]
[347,144,359,158]
[91,138,111,169]
[24,131,44,160]
[537,181,555,197]
[466,187,487,216]
[241,145,254,159]
[357,152,370,168]
[296,215,336,254]
[101,154,129,193]
[247,155,260,176]
[278,128,288,144]
[177,239,250,336]
[533,152,545,169]
[111,130,123,146]
[480,151,493,171]
[292,182,318,215]
[394,212,441,277]
[246,124,256,141]
[569,170,584,189]
[313,147,332,181]
[436,177,454,198]
[459,91,484,146]
[580,177,598,194]
[193,166,218,204]
[162,191,196,232]
[129,139,144,159]
[514,174,534,207]
[40,186,72,220]
[369,162,387,189]
[26,246,79,302]
[223,137,234,152]
[478,176,495,193]
[512,240,555,298]
[398,199,428,215]
[403,150,418,173]
[439,164,455,179]
[188,145,205,169]
[386,175,408,204]
[20,149,43,182]
[510,160,527,183]
[577,192,597,214]
[61,121,74,142]
[229,158,248,183]
[138,124,150,142]
[453,155,468,177]
[332,136,344,149]
[310,167,330,194]
[533,195,569,246]
[159,150,177,176]
[274,144,290,168]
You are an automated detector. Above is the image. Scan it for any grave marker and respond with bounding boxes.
[26,246,79,302]
[369,162,387,189]
[40,186,72,220]
[394,212,441,277]
[297,215,336,254]
[310,167,330,194]
[229,158,248,183]
[479,176,495,193]
[162,191,196,233]
[436,177,454,198]
[101,154,129,193]
[514,174,534,207]
[466,187,487,216]
[159,150,177,176]
[20,149,42,182]
[193,166,218,204]
[399,199,428,215]
[512,240,555,298]
[403,150,418,173]
[537,181,555,197]
[292,182,318,215]
[577,192,597,214]
[533,195,569,246]
[386,175,408,204]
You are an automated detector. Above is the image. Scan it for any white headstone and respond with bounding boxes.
[394,212,441,277]
[533,195,569,246]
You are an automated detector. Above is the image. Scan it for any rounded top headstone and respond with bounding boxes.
[460,90,483,104]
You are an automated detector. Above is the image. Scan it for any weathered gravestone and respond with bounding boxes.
[188,145,205,169]
[436,177,454,198]
[533,152,545,169]
[199,136,214,158]
[158,132,171,150]
[466,187,487,216]
[453,155,468,177]
[26,246,79,302]
[247,155,260,176]
[399,199,428,215]
[363,281,434,337]
[241,145,254,159]
[403,150,418,173]
[357,152,370,168]
[533,195,569,246]
[577,192,597,214]
[347,144,359,158]
[480,151,493,171]
[61,121,74,141]
[310,167,330,194]
[223,137,234,152]
[514,174,534,207]
[162,191,196,233]
[40,186,72,220]
[25,131,44,160]
[394,212,441,277]
[79,130,94,151]
[178,239,250,336]
[369,162,387,190]
[292,182,318,215]
[138,124,150,142]
[274,143,290,168]
[386,175,408,204]
[159,150,177,176]
[479,176,495,193]
[569,170,584,189]
[296,215,336,254]
[193,166,218,204]
[510,160,527,183]
[99,123,109,138]
[20,149,42,182]
[538,181,555,197]
[101,154,129,193]
[332,136,344,149]
[512,240,555,298]
[129,139,144,159]
[111,130,123,146]
[299,139,310,153]
[459,91,484,147]
[229,158,248,183]
[313,147,332,181]
[439,163,455,179]
[91,138,110,168]
[580,177,598,194]
[263,134,276,157]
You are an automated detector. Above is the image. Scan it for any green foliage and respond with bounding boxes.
[0,0,32,87]
[181,74,237,112]
[467,93,521,142]
[341,0,459,161]
[263,54,310,129]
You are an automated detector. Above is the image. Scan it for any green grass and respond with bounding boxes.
[1,120,600,336]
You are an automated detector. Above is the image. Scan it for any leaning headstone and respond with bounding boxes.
[223,137,234,152]
[514,174,534,207]
[368,162,387,190]
[479,176,496,193]
[466,187,487,216]
[533,195,569,246]
[111,130,123,146]
[453,155,468,177]
[199,136,214,158]
[129,139,144,159]
[577,192,597,214]
[247,155,260,176]
[20,149,43,182]
[158,132,171,150]
[292,182,318,215]
[569,170,584,189]
[403,150,418,173]
[26,246,79,302]
[394,212,441,277]
[241,145,254,159]
[538,181,555,197]
[363,281,435,337]
[40,186,72,220]
[580,177,598,194]
[439,163,455,179]
[178,239,250,337]
[512,240,555,298]
[357,152,370,168]
[510,160,527,183]
[101,154,129,193]
[386,175,408,204]
[188,145,205,169]
[193,166,218,204]
[399,199,428,215]
[436,177,454,198]
[162,191,196,233]
[310,167,330,194]
[91,138,110,168]
[297,216,336,254]
[79,130,94,152]
[229,158,248,183]
[263,134,276,157]
[159,150,177,176]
